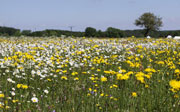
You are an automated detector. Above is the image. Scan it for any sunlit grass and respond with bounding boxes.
[0,37,180,111]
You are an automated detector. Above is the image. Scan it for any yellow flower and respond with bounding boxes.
[12,100,18,103]
[121,75,129,80]
[89,88,92,91]
[169,80,180,91]
[5,106,10,109]
[100,93,104,96]
[56,69,61,73]
[71,72,76,76]
[0,94,5,98]
[145,68,156,72]
[90,77,95,81]
[136,72,145,83]
[94,89,97,92]
[101,76,107,82]
[47,78,52,81]
[145,74,151,79]
[174,94,179,98]
[157,61,165,65]
[132,92,137,97]
[116,73,123,80]
[145,85,149,88]
[113,84,118,88]
[74,77,79,81]
[175,69,180,74]
[97,69,101,72]
[96,104,100,107]
[16,84,28,89]
[17,84,22,88]
[22,85,28,89]
[61,76,67,80]
[110,96,114,99]
[62,70,67,73]
[113,98,118,101]
[0,104,3,108]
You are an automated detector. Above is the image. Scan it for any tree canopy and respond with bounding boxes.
[135,12,163,37]
[85,27,97,37]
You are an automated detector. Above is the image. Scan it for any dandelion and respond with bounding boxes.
[61,76,67,80]
[169,80,180,91]
[132,92,137,97]
[101,76,107,82]
[175,69,180,74]
[0,94,5,98]
[74,77,79,81]
[100,93,104,96]
[12,100,18,103]
[17,84,22,88]
[22,85,28,89]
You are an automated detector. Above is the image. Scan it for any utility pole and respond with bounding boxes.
[68,26,74,37]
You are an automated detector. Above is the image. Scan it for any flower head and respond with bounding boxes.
[132,92,137,97]
[31,97,38,103]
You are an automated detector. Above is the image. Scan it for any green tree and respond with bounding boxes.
[14,31,21,36]
[21,30,31,36]
[96,30,106,37]
[135,12,163,37]
[85,27,97,37]
[106,27,124,38]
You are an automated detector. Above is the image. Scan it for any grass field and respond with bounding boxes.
[0,37,180,111]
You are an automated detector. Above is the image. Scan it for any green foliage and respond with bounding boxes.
[0,26,20,36]
[1,38,180,111]
[135,12,163,37]
[21,30,32,36]
[14,31,21,37]
[106,27,124,38]
[96,30,105,37]
[0,26,180,38]
[85,27,97,37]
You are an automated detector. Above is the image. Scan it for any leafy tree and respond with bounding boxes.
[135,12,163,37]
[85,27,97,37]
[96,30,106,37]
[21,30,31,36]
[14,31,21,36]
[106,27,124,38]
[0,26,20,36]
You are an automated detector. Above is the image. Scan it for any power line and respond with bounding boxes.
[68,26,75,37]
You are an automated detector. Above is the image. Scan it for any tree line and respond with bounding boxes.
[0,26,180,38]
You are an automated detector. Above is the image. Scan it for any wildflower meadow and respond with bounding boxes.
[0,37,180,111]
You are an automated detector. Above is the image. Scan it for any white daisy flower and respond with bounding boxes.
[31,97,38,103]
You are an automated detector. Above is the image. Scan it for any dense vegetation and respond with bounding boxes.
[0,26,180,38]
[1,37,180,111]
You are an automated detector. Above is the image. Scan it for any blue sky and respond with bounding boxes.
[0,0,180,31]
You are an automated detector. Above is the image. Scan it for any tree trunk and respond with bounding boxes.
[144,29,150,37]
